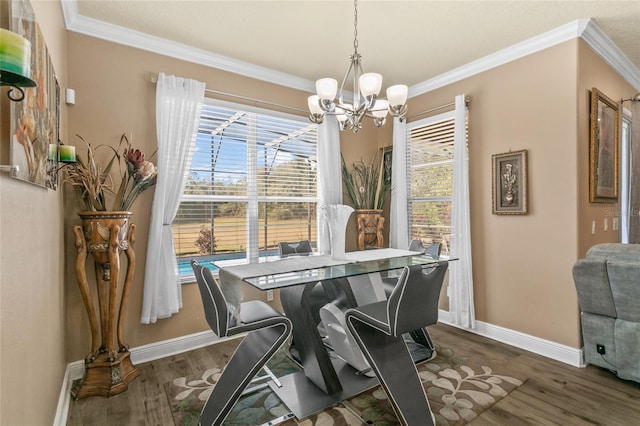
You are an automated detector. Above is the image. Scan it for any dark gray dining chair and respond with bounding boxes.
[382,240,443,355]
[345,261,449,426]
[191,260,293,426]
[278,240,313,256]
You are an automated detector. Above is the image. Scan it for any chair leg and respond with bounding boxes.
[199,321,291,426]
[347,317,435,426]
[409,327,435,352]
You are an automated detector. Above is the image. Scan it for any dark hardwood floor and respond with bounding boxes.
[66,324,640,425]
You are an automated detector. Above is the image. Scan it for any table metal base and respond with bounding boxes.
[270,340,435,420]
[270,356,378,419]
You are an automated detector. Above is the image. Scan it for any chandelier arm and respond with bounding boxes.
[338,57,357,106]
[389,104,408,118]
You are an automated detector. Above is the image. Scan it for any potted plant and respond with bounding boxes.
[341,152,391,249]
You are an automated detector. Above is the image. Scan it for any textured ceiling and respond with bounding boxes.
[75,0,640,89]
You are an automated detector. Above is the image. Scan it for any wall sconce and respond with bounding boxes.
[0,28,37,102]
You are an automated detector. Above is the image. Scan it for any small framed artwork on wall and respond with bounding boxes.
[589,87,619,203]
[492,150,528,215]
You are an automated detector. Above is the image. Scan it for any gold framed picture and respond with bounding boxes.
[589,88,619,203]
[492,150,528,215]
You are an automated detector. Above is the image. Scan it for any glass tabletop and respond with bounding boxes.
[237,254,446,291]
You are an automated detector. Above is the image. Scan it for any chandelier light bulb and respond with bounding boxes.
[316,78,338,101]
[371,100,389,118]
[359,73,383,97]
[307,95,324,115]
[386,85,408,107]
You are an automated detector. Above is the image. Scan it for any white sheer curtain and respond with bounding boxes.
[629,101,640,243]
[317,115,342,253]
[141,73,205,324]
[449,94,475,329]
[390,117,409,249]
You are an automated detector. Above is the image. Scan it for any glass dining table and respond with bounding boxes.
[214,248,445,419]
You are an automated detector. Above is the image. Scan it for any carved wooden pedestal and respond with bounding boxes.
[356,209,385,250]
[71,211,141,399]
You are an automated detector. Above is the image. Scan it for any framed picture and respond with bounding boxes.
[589,88,619,203]
[9,0,59,189]
[492,150,528,215]
[379,145,392,186]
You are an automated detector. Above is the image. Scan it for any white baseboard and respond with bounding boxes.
[55,317,586,425]
[438,309,586,368]
[54,330,233,426]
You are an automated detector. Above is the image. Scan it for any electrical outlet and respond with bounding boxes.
[596,344,606,355]
[266,289,274,302]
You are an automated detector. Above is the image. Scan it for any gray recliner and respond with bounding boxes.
[572,243,640,383]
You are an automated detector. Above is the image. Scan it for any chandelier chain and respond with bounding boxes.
[353,0,358,54]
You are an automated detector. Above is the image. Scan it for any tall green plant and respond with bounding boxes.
[341,153,390,210]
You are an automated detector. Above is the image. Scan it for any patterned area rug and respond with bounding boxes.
[164,344,525,426]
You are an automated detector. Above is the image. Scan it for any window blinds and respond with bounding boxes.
[407,111,456,253]
[172,101,318,264]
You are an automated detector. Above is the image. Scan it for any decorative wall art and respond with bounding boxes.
[9,0,59,189]
[492,150,528,215]
[589,87,619,203]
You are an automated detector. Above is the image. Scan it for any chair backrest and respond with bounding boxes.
[408,239,424,252]
[387,261,449,336]
[278,240,313,257]
[424,242,442,260]
[191,259,229,337]
[408,239,441,260]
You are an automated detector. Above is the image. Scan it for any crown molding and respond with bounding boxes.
[411,19,575,97]
[580,19,640,91]
[61,2,640,106]
[409,18,640,96]
[60,1,315,93]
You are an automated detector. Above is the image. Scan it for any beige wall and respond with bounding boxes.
[576,41,634,256]
[408,39,633,348]
[0,1,68,425]
[408,40,582,346]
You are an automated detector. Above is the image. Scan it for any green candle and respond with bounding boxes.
[48,144,58,161]
[59,145,76,163]
[0,29,31,77]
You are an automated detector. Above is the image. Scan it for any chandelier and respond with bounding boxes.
[307,0,408,133]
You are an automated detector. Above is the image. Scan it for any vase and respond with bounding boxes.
[356,209,385,250]
[72,211,140,399]
[322,204,354,260]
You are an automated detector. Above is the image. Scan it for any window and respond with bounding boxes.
[407,110,466,255]
[172,99,318,278]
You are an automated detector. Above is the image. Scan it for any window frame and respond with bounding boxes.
[406,109,462,254]
[174,98,319,282]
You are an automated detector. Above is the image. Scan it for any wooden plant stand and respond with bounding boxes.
[71,211,141,399]
[356,209,385,250]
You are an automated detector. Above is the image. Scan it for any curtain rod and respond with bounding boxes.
[150,74,308,114]
[407,96,470,121]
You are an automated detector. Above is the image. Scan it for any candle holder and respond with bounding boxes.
[0,69,36,102]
